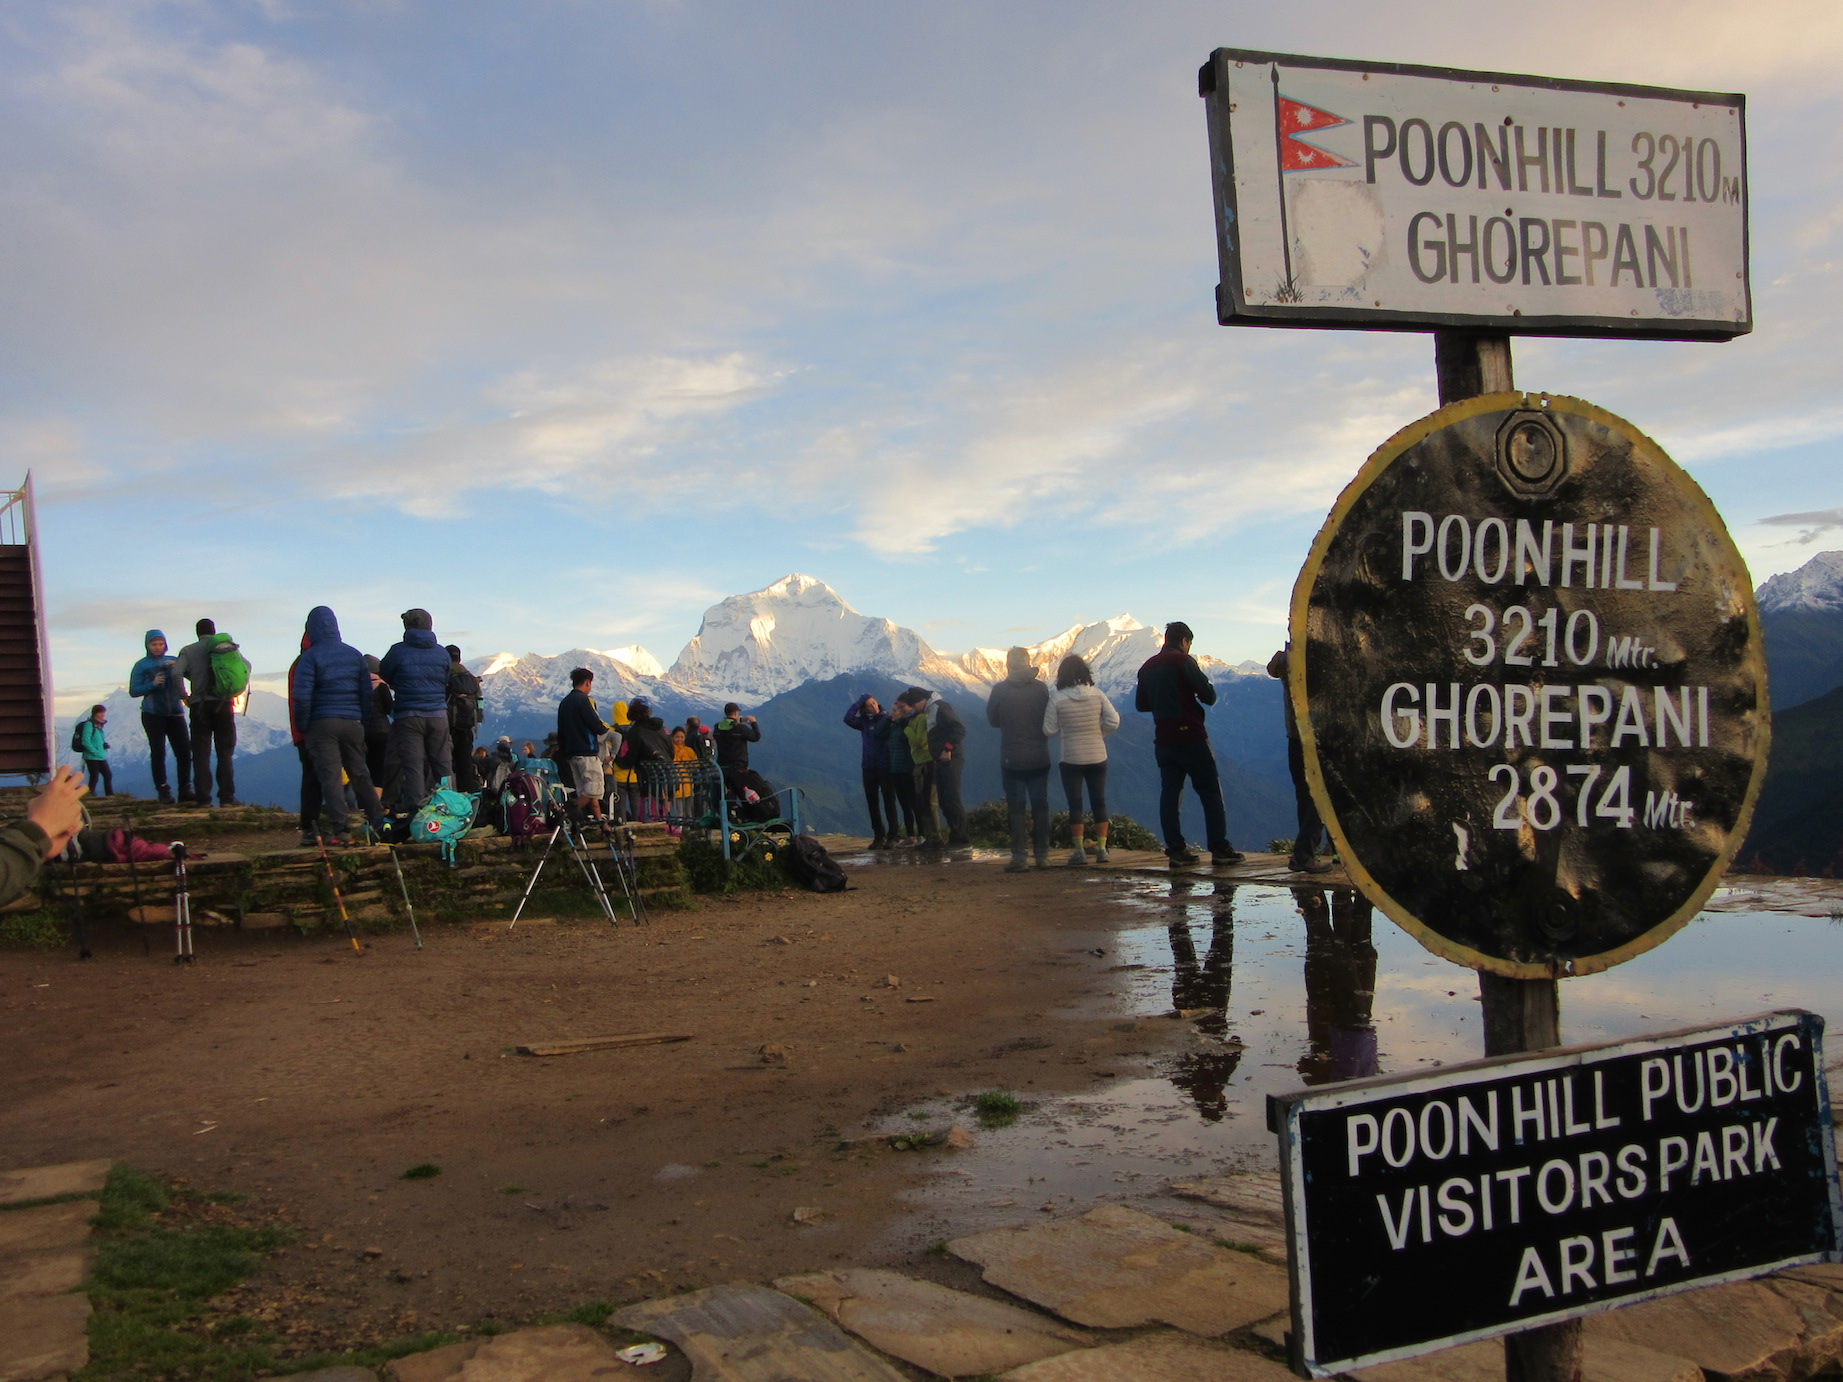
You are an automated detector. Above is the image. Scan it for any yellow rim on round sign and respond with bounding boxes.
[1288,391,1771,980]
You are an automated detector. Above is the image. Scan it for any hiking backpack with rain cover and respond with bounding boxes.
[501,770,550,841]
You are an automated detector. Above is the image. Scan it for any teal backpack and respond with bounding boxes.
[410,778,479,865]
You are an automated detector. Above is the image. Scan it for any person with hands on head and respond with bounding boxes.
[0,766,88,907]
[844,692,899,850]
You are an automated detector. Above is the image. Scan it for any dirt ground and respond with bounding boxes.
[0,850,1193,1352]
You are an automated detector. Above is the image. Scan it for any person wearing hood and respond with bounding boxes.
[446,645,484,792]
[872,701,920,845]
[174,618,247,807]
[294,606,385,843]
[1044,653,1121,865]
[129,629,189,805]
[287,629,322,847]
[379,608,453,812]
[985,649,1052,872]
[844,692,898,849]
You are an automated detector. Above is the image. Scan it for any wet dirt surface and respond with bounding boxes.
[2,846,1837,1352]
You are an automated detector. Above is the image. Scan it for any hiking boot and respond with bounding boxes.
[1004,857,1029,874]
[1211,847,1246,866]
[219,797,243,808]
[1091,844,1110,863]
[1033,855,1050,870]
[157,789,175,806]
[1290,854,1334,873]
[1067,846,1088,867]
[1167,847,1200,866]
[296,833,317,848]
[869,835,889,850]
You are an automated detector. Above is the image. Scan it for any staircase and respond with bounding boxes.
[0,480,52,775]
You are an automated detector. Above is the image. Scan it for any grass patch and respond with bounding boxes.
[401,1162,442,1180]
[972,1090,1022,1128]
[534,1299,618,1328]
[0,907,68,949]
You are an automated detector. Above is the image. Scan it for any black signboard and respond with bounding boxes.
[1291,392,1768,978]
[1270,1011,1842,1376]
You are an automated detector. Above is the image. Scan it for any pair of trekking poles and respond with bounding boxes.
[54,813,195,964]
[509,787,649,929]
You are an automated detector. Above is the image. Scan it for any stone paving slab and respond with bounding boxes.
[948,1204,1290,1336]
[1351,1335,1700,1382]
[386,1340,481,1382]
[775,1266,1092,1377]
[0,1290,91,1382]
[0,1161,110,1207]
[0,1203,93,1258]
[1167,1173,1285,1226]
[458,1325,628,1382]
[612,1283,908,1381]
[1583,1280,1811,1379]
[1780,1264,1843,1292]
[0,1248,88,1302]
[1000,1332,1298,1381]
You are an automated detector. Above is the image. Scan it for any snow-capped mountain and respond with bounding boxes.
[1758,551,1843,615]
[465,574,1270,723]
[54,687,293,761]
[665,574,985,703]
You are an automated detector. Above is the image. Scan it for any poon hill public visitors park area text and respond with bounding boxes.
[3,7,1843,1382]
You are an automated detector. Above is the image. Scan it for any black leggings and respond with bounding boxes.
[1060,760,1107,826]
[888,768,918,836]
[861,766,901,839]
[85,760,113,797]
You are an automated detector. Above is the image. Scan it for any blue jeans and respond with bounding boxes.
[1002,767,1050,861]
[1155,740,1231,854]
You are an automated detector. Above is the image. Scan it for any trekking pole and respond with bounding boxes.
[59,848,92,961]
[606,823,648,927]
[386,844,422,950]
[510,821,566,927]
[170,842,194,964]
[314,834,363,955]
[123,812,151,956]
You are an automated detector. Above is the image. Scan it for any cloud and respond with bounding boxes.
[1755,507,1843,545]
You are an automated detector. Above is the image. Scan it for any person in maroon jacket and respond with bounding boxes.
[1134,621,1244,867]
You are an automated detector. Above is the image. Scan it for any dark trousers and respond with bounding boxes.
[142,712,190,797]
[390,715,452,811]
[1060,760,1109,825]
[450,722,479,790]
[85,759,113,796]
[1155,739,1231,854]
[366,732,391,801]
[1002,766,1050,861]
[912,763,939,841]
[308,719,383,835]
[861,766,899,840]
[1287,734,1324,860]
[935,753,969,847]
[189,700,237,805]
[297,742,321,835]
[889,767,918,837]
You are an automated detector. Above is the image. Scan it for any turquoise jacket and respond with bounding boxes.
[76,719,108,762]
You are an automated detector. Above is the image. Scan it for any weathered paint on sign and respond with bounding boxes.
[1290,392,1768,978]
[1200,49,1749,339]
[1269,1010,1841,1376]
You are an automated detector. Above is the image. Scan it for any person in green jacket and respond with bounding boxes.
[0,767,88,908]
[75,704,112,797]
[891,689,941,847]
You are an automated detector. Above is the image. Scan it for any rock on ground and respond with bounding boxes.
[612,1282,908,1381]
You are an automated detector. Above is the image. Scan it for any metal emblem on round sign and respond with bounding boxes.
[1290,393,1769,979]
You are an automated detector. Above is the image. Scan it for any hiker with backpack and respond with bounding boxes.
[129,630,189,805]
[175,618,249,807]
[379,608,453,814]
[446,645,484,791]
[293,606,386,845]
[72,704,112,796]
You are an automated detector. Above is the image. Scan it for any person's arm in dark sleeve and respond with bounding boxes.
[1186,657,1217,706]
[984,687,1003,728]
[130,662,155,698]
[295,651,318,730]
[1134,669,1151,713]
[844,696,869,731]
[745,721,761,743]
[0,821,48,909]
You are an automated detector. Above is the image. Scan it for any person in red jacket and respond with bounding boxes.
[1134,621,1243,867]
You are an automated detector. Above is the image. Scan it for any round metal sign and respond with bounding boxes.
[1291,392,1768,978]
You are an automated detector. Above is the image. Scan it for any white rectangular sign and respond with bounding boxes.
[1201,50,1749,339]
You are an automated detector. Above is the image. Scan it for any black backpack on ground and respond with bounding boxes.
[786,834,848,893]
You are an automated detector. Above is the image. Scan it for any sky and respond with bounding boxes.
[9,0,1842,708]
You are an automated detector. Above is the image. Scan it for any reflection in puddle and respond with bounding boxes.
[891,877,1843,1242]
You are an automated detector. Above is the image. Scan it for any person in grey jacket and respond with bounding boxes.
[985,648,1051,871]
[1044,653,1120,864]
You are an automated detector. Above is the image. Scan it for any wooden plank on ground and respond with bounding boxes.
[516,1033,692,1057]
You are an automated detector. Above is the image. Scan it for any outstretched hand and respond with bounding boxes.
[28,766,87,858]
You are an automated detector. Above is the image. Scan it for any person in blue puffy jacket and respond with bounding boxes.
[292,606,384,843]
[129,629,190,805]
[379,608,453,812]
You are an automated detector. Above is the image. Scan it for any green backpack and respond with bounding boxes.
[209,637,251,699]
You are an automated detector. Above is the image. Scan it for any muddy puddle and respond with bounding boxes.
[883,875,1843,1243]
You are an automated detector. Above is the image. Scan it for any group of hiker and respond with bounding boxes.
[842,621,1332,874]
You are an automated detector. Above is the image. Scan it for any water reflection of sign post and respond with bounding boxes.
[1291,394,1769,976]
[1270,1012,1841,1375]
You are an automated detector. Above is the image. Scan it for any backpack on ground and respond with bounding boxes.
[210,644,251,698]
[501,770,550,841]
[410,777,479,864]
[786,834,848,894]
